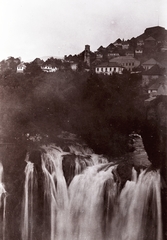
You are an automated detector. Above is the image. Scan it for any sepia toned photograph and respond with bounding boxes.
[0,0,167,239]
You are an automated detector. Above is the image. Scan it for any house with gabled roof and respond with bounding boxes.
[107,49,120,59]
[95,62,124,75]
[17,62,26,73]
[41,64,58,72]
[109,56,140,71]
[142,64,165,86]
[95,51,103,59]
[145,36,156,41]
[147,76,167,97]
[135,46,143,55]
[137,39,144,46]
[122,40,130,50]
[106,43,115,51]
[161,42,167,52]
[70,62,78,71]
[97,46,106,52]
[144,36,156,52]
[141,58,161,70]
[113,38,122,48]
[125,50,134,57]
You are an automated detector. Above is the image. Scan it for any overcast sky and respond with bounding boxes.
[0,0,167,62]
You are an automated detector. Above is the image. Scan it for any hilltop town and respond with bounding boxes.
[0,26,167,97]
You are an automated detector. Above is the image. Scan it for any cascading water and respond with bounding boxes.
[22,159,34,240]
[22,144,163,240]
[0,162,6,240]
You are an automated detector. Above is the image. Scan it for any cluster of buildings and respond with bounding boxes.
[0,26,167,97]
[0,57,60,74]
[64,26,167,98]
[17,62,58,73]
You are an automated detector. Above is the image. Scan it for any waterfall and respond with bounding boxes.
[0,162,6,240]
[109,169,162,240]
[22,158,34,240]
[22,145,163,240]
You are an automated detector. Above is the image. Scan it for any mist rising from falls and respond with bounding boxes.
[22,145,163,240]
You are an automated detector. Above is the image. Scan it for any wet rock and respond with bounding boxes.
[141,96,167,239]
[142,96,167,174]
[62,153,92,185]
[62,154,76,186]
[116,162,133,189]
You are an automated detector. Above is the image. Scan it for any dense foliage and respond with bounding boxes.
[0,70,147,156]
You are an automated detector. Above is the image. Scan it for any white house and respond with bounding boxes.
[161,42,167,52]
[41,65,57,72]
[107,50,120,59]
[70,63,78,71]
[125,50,134,57]
[122,41,129,50]
[17,63,26,73]
[109,56,140,72]
[135,46,143,55]
[95,51,103,59]
[95,62,124,75]
[137,39,144,46]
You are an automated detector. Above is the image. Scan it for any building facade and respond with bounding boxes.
[109,56,140,71]
[17,63,26,73]
[95,62,124,75]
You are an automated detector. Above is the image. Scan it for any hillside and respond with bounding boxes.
[136,26,167,41]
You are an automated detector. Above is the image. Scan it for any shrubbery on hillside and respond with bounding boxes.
[0,70,146,156]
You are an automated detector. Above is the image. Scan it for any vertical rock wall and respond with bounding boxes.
[141,96,167,239]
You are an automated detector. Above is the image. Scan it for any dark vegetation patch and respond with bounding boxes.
[0,70,147,156]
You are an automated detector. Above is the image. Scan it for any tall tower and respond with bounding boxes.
[84,45,90,67]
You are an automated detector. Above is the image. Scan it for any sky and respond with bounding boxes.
[0,0,167,62]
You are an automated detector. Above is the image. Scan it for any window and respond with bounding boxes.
[97,68,99,71]
[106,67,107,72]
[114,67,116,71]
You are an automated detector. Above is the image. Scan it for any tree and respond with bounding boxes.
[24,61,43,76]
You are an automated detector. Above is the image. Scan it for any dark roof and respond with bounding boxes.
[132,65,145,73]
[109,56,139,63]
[143,64,165,76]
[91,59,103,66]
[148,76,167,90]
[108,48,120,54]
[122,40,129,45]
[106,43,115,50]
[145,36,156,41]
[142,58,159,65]
[114,38,122,44]
[96,62,123,67]
[148,82,161,90]
[145,26,165,33]
[97,46,106,51]
[135,46,143,51]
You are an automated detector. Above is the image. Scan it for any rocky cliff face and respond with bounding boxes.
[142,96,167,174]
[141,96,167,239]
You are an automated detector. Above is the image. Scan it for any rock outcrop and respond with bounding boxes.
[141,95,167,239]
[142,96,167,173]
